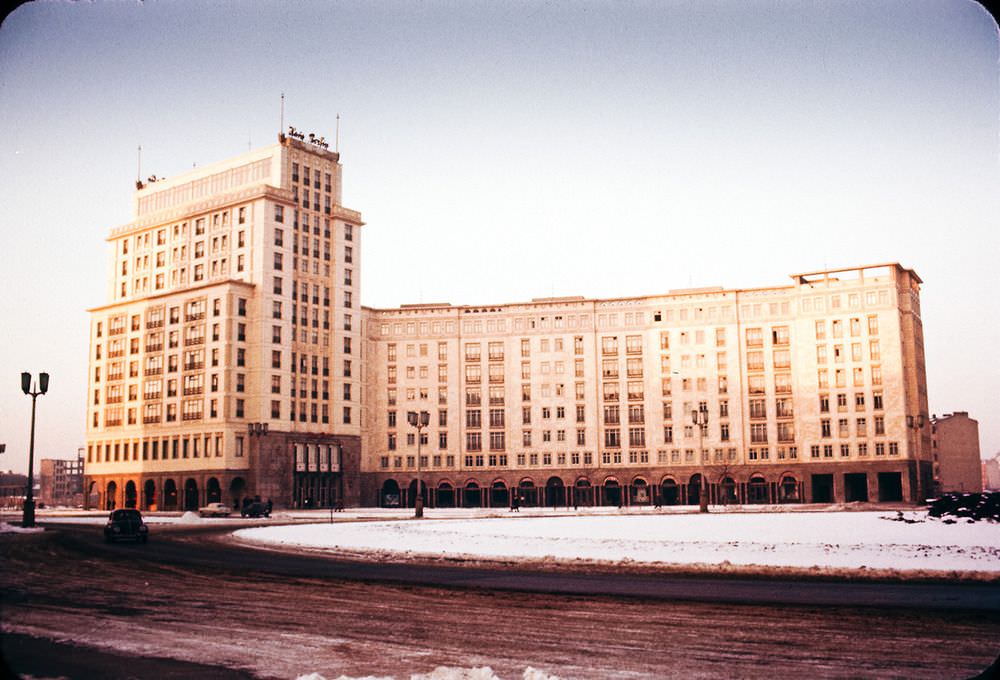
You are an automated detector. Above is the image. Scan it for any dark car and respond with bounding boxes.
[240,501,270,518]
[104,508,149,543]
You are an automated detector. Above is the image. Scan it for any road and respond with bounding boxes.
[2,523,999,679]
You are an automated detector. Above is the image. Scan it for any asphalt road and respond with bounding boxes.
[2,522,999,679]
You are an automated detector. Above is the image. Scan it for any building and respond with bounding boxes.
[39,453,85,507]
[362,263,931,507]
[84,129,363,511]
[930,412,983,493]
[983,453,1000,491]
[85,134,933,509]
[0,471,29,511]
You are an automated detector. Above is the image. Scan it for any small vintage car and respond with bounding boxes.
[240,501,270,518]
[104,508,149,543]
[198,502,233,518]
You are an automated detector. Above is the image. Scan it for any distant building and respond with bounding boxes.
[930,412,983,493]
[39,452,85,507]
[0,471,28,510]
[982,453,1000,491]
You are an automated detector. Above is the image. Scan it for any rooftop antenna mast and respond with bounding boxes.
[136,145,142,183]
[335,113,340,153]
[280,92,285,135]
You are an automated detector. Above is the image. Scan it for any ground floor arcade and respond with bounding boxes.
[361,460,924,509]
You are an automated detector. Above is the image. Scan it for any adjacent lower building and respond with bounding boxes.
[39,453,85,507]
[930,412,983,493]
[362,263,932,508]
[84,134,934,509]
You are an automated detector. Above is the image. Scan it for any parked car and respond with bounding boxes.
[241,501,270,518]
[104,508,148,543]
[198,502,232,518]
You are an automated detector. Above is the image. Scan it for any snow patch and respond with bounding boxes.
[235,511,1000,575]
[0,521,45,534]
[178,511,202,524]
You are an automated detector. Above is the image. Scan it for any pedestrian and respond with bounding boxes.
[511,494,520,512]
[265,498,273,516]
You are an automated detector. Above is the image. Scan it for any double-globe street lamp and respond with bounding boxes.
[692,403,709,513]
[20,372,49,528]
[407,410,430,518]
[906,414,926,501]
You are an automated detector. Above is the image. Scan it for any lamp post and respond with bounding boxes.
[692,403,709,513]
[906,414,926,502]
[407,410,430,518]
[21,372,49,528]
[248,422,268,508]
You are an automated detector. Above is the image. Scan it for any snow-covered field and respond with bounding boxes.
[234,510,1000,576]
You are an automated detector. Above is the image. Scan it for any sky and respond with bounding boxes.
[0,0,997,474]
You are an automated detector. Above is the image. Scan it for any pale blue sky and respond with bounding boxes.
[1,0,997,474]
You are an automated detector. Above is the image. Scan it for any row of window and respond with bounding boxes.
[88,432,234,464]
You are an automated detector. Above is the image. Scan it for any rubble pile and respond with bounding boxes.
[926,492,1000,523]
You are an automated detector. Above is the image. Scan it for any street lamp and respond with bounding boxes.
[407,410,430,518]
[691,403,709,513]
[906,414,926,501]
[248,422,268,509]
[21,372,49,528]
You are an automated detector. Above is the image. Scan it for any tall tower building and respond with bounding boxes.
[84,130,363,511]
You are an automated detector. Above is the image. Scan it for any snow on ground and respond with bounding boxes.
[235,510,1000,575]
[0,521,45,534]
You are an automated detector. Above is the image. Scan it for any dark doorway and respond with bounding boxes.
[660,479,678,506]
[779,476,800,503]
[143,479,156,510]
[878,472,903,502]
[747,476,768,504]
[631,479,650,505]
[229,477,246,508]
[844,473,869,502]
[686,474,702,506]
[546,477,565,507]
[603,480,621,507]
[183,479,199,511]
[407,479,427,508]
[574,479,593,506]
[463,482,481,508]
[436,483,455,508]
[491,481,509,508]
[719,477,738,505]
[105,481,117,510]
[124,480,138,509]
[206,477,222,503]
[163,479,178,510]
[381,479,400,507]
[811,474,834,503]
[519,481,538,507]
